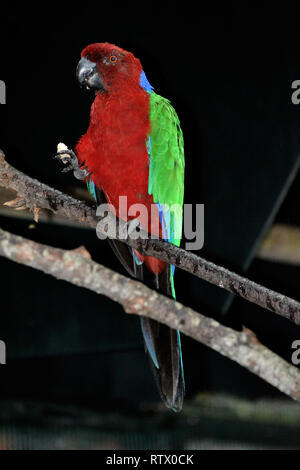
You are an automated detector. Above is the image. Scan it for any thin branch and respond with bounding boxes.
[0,226,300,402]
[1,149,300,325]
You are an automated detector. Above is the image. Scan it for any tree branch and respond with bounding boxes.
[0,226,300,402]
[1,149,300,325]
[0,149,97,227]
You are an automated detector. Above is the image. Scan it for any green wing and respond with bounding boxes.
[148,92,185,296]
[148,92,185,247]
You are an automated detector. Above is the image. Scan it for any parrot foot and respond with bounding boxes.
[54,146,89,181]
[123,218,144,241]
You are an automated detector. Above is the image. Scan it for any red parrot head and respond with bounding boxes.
[77,43,143,93]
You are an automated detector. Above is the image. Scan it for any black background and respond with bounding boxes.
[0,7,300,410]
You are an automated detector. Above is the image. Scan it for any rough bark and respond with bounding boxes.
[1,149,300,325]
[0,226,300,402]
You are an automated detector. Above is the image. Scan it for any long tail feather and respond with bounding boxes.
[140,266,185,412]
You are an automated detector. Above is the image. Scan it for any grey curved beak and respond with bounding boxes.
[76,57,104,91]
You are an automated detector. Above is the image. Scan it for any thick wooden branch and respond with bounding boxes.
[0,149,97,227]
[0,226,300,401]
[1,149,300,325]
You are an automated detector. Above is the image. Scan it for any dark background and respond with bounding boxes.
[0,8,300,412]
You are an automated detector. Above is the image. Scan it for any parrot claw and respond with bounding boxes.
[124,218,144,241]
[54,149,89,181]
[53,148,77,163]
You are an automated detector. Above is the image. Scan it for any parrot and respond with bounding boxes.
[59,43,185,411]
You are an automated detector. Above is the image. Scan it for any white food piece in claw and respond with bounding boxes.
[57,142,71,163]
[57,142,68,152]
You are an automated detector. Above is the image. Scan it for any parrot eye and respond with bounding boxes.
[109,55,118,64]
